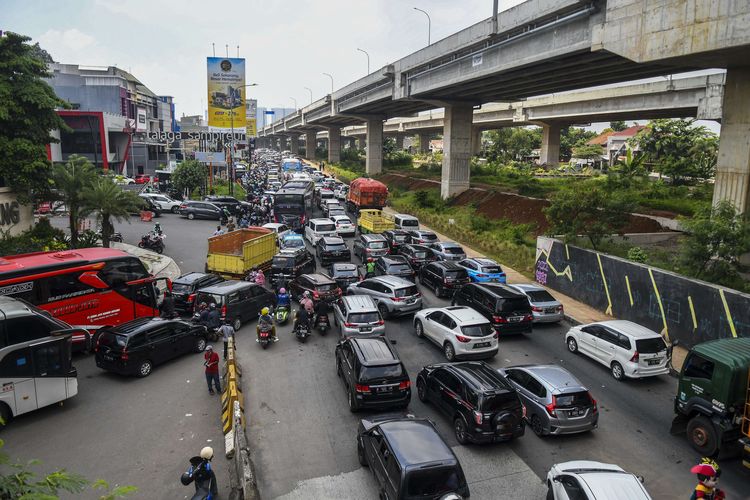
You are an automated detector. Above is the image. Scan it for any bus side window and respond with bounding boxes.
[6,316,53,346]
[0,348,33,378]
[32,342,66,377]
[100,258,149,286]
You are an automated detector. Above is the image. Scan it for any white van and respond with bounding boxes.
[304,218,338,245]
[393,214,419,230]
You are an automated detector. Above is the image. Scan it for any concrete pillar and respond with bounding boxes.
[395,134,404,150]
[366,118,383,175]
[356,137,364,149]
[305,131,317,160]
[418,133,430,154]
[539,123,562,167]
[441,104,473,199]
[277,137,286,152]
[290,135,299,155]
[713,67,750,214]
[470,127,482,156]
[327,126,341,164]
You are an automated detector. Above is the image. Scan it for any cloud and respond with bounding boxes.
[37,28,96,52]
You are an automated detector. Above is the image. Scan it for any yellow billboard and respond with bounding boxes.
[207,57,246,129]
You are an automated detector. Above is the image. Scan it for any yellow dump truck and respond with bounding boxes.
[206,228,277,279]
[357,209,395,234]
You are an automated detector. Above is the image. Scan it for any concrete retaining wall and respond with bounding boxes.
[535,237,750,348]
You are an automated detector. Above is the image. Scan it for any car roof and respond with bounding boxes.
[362,233,386,241]
[471,257,499,266]
[198,280,254,294]
[108,317,182,336]
[513,364,586,393]
[394,214,418,220]
[305,273,336,284]
[431,261,462,270]
[332,262,357,270]
[445,361,513,393]
[553,461,650,500]
[593,320,660,338]
[442,306,488,325]
[322,236,345,244]
[404,244,432,251]
[331,215,351,221]
[509,283,545,292]
[437,241,462,248]
[412,229,435,235]
[476,283,526,298]
[371,275,414,288]
[310,218,334,224]
[174,272,211,284]
[342,294,377,311]
[379,419,456,467]
[351,337,399,366]
[380,255,408,264]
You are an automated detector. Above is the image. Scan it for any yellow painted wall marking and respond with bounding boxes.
[565,244,570,260]
[596,253,613,315]
[537,242,573,281]
[687,296,698,332]
[648,268,670,342]
[625,276,634,306]
[719,289,738,338]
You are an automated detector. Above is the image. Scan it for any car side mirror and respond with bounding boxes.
[552,475,562,483]
[390,339,397,345]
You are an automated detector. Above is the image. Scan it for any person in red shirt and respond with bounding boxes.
[204,345,221,395]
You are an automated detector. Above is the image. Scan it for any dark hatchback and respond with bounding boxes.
[171,272,225,313]
[357,415,470,500]
[268,249,316,285]
[329,262,361,290]
[452,283,533,335]
[375,255,415,281]
[400,244,438,269]
[95,318,208,377]
[418,261,470,298]
[382,229,411,253]
[336,336,411,412]
[316,236,351,265]
[289,273,342,303]
[417,361,525,445]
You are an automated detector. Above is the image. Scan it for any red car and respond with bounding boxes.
[134,174,152,184]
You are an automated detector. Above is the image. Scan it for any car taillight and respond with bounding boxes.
[313,290,320,299]
[376,320,385,326]
[121,347,129,361]
[522,404,527,418]
[344,322,355,327]
[355,384,370,393]
[455,335,471,343]
[524,314,533,322]
[392,297,404,302]
[531,306,543,312]
[493,315,507,323]
[493,332,498,339]
[473,410,483,425]
[477,274,487,278]
[589,392,598,414]
[558,305,564,313]
[365,248,372,253]
[545,396,557,417]
[179,204,187,209]
[630,351,639,362]
[187,293,196,303]
[399,380,411,390]
[94,335,101,353]
[221,305,227,319]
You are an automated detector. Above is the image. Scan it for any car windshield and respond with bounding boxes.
[172,283,191,294]
[389,264,412,273]
[394,285,419,298]
[420,233,437,241]
[480,390,519,411]
[392,234,409,242]
[315,284,335,292]
[525,290,556,302]
[636,337,667,353]
[445,270,467,279]
[555,391,592,408]
[99,332,127,348]
[412,251,429,259]
[406,467,461,497]
[460,323,494,337]
[334,268,358,277]
[284,238,304,248]
[336,219,352,225]
[196,292,224,307]
[326,243,347,251]
[317,223,336,232]
[359,363,403,381]
[349,312,380,324]
[443,246,464,254]
[368,241,387,249]
[497,297,530,313]
[400,219,419,227]
[273,256,295,268]
[481,266,502,274]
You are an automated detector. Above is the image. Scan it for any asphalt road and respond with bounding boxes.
[14,211,745,499]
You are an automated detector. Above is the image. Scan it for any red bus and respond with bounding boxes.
[0,248,168,348]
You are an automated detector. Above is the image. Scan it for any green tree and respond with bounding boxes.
[544,184,635,250]
[52,155,98,248]
[559,127,598,160]
[172,159,206,198]
[0,32,68,201]
[82,178,143,247]
[632,119,718,184]
[609,120,627,132]
[679,200,750,284]
[572,144,604,164]
[611,146,646,178]
[486,127,541,161]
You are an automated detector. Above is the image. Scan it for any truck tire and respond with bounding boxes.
[687,415,719,456]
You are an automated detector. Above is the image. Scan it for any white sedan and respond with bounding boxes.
[331,215,356,237]
[413,306,498,361]
[546,461,652,499]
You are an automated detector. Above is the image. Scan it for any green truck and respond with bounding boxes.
[672,337,750,468]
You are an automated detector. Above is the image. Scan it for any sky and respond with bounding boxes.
[3,0,526,118]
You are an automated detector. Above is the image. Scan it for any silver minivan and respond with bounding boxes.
[346,276,422,318]
[393,214,419,231]
[498,364,598,437]
[508,284,563,323]
[333,295,386,339]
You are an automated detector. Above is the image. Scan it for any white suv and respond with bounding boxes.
[413,305,497,361]
[331,215,356,237]
[140,193,181,213]
[546,460,652,499]
[565,320,669,381]
[304,218,337,246]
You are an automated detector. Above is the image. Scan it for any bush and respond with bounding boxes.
[384,150,413,167]
[627,246,648,263]
[0,218,68,255]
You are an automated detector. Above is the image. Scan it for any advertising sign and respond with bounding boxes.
[246,99,258,137]
[207,57,246,129]
[136,107,147,132]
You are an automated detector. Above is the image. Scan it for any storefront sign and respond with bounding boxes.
[147,131,246,142]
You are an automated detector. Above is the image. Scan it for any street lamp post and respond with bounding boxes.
[290,97,297,110]
[304,87,313,104]
[323,73,334,95]
[413,7,431,45]
[228,82,258,196]
[356,48,370,75]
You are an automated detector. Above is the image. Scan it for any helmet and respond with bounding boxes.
[200,446,214,460]
[304,291,311,298]
[209,303,216,309]
[261,307,270,315]
[279,288,286,294]
[180,472,193,485]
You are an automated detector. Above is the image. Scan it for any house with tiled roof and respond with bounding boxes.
[586,125,646,166]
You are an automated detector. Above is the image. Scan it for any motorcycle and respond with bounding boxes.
[275,304,290,325]
[138,232,165,254]
[192,313,219,342]
[257,323,274,349]
[294,319,310,343]
[315,312,330,336]
[180,456,218,500]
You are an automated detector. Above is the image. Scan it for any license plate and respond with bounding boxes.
[544,308,557,314]
[360,327,372,332]
[104,355,114,361]
[509,316,523,322]
[474,342,491,349]
[374,386,392,393]
[647,358,661,366]
[570,408,585,417]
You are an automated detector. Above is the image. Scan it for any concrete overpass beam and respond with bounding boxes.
[713,67,750,214]
[441,104,473,199]
[305,131,317,160]
[539,123,562,167]
[471,127,482,156]
[328,127,341,164]
[290,135,299,155]
[366,118,384,175]
[418,133,430,154]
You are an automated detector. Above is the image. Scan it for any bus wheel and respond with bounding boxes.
[0,402,12,425]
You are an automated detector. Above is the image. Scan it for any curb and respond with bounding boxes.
[563,313,582,326]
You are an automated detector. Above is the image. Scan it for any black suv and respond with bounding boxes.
[268,249,315,285]
[171,272,224,313]
[417,361,525,445]
[418,261,470,298]
[329,262,360,291]
[382,229,410,254]
[195,281,276,331]
[357,415,470,500]
[335,336,411,412]
[316,236,351,265]
[400,244,437,270]
[452,283,533,335]
[204,195,248,215]
[375,255,415,281]
[95,318,208,377]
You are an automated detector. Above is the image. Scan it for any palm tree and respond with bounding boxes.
[52,155,97,248]
[82,177,144,247]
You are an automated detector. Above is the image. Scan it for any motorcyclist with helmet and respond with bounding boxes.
[197,302,210,326]
[180,446,218,498]
[277,287,290,309]
[256,306,277,342]
[300,290,314,315]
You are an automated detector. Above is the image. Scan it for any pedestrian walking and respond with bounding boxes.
[219,319,235,360]
[212,225,224,237]
[204,345,221,395]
